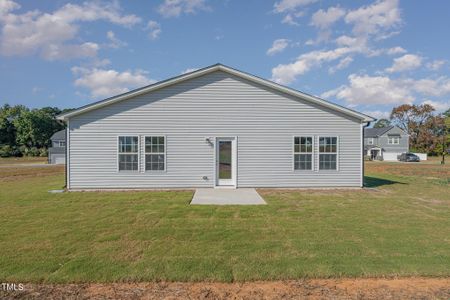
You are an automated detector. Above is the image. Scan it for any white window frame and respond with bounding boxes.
[318,136,339,171]
[144,135,167,172]
[388,136,400,145]
[367,138,374,145]
[293,136,314,171]
[117,135,139,172]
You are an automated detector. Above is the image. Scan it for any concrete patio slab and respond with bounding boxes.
[191,188,266,205]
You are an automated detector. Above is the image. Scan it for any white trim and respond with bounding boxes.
[367,137,374,145]
[214,136,237,188]
[117,135,140,172]
[360,124,363,188]
[388,136,400,145]
[57,64,374,123]
[318,136,339,171]
[292,135,314,171]
[143,135,167,172]
[66,121,70,190]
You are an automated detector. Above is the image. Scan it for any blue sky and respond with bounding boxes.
[0,0,449,119]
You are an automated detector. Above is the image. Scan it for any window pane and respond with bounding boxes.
[146,154,165,171]
[118,154,138,171]
[119,136,138,153]
[294,136,313,153]
[145,136,165,153]
[319,154,337,170]
[294,154,312,170]
[319,137,337,153]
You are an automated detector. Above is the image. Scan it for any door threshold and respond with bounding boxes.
[214,186,237,189]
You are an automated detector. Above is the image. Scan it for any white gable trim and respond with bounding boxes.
[57,64,375,122]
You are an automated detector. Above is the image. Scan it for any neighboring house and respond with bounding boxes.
[57,64,374,190]
[48,129,66,164]
[364,126,409,161]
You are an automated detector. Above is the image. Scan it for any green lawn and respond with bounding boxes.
[0,160,449,283]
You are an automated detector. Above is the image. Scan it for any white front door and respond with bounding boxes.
[216,137,237,187]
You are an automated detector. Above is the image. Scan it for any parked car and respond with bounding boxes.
[398,153,420,162]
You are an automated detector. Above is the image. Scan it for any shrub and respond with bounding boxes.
[0,145,21,157]
[39,148,48,157]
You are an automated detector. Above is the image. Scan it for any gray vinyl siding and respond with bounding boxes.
[378,127,409,153]
[68,71,363,189]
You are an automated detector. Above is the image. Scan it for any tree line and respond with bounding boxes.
[0,104,72,157]
[373,104,450,162]
[0,102,449,160]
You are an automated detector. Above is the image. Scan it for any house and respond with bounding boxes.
[48,129,66,164]
[364,126,409,161]
[57,64,374,190]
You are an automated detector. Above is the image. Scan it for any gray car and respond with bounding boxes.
[398,153,420,162]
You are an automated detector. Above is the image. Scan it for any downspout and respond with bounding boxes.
[64,120,68,190]
[362,121,371,187]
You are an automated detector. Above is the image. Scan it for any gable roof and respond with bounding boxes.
[57,63,375,122]
[364,126,395,138]
[50,129,66,141]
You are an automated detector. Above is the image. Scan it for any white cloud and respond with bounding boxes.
[43,42,100,61]
[410,77,450,97]
[273,0,317,13]
[362,110,390,120]
[344,0,402,38]
[0,1,141,60]
[158,0,210,18]
[72,66,155,98]
[322,73,450,107]
[328,56,353,74]
[274,0,313,25]
[272,46,363,84]
[386,46,406,55]
[310,6,345,30]
[385,54,422,73]
[422,99,450,112]
[106,31,127,48]
[426,60,446,71]
[181,67,198,74]
[321,74,414,105]
[146,20,161,40]
[281,14,299,25]
[272,1,405,84]
[0,0,19,16]
[267,39,290,56]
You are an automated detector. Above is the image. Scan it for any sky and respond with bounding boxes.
[0,0,449,120]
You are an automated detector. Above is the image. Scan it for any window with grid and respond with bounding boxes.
[319,137,337,170]
[145,136,165,171]
[118,136,138,171]
[388,136,400,144]
[294,136,313,170]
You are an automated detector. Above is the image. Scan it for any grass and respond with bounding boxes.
[0,156,47,164]
[0,160,449,283]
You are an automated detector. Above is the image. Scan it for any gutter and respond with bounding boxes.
[362,121,373,187]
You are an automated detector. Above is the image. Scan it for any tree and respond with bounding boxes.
[0,104,28,146]
[430,114,450,164]
[373,118,391,128]
[444,108,450,117]
[390,104,435,152]
[14,107,64,149]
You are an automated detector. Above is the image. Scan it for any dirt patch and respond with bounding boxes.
[0,165,64,181]
[3,278,449,299]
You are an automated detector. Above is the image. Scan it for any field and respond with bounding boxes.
[0,158,449,283]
